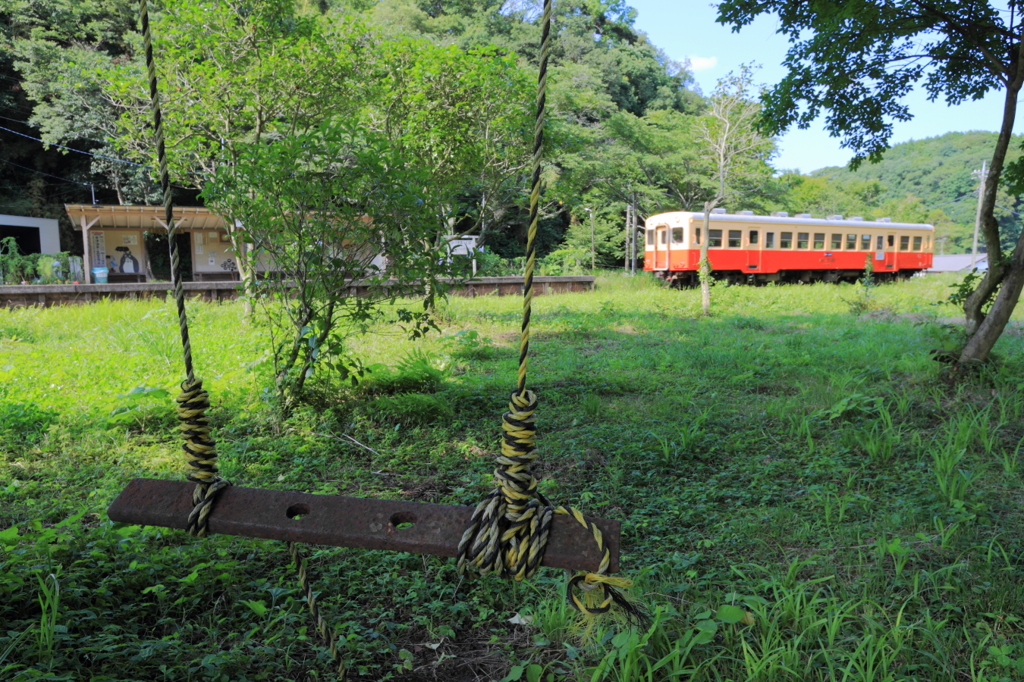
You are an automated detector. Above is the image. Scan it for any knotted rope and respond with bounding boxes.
[456,0,644,626]
[140,0,229,539]
[140,3,348,675]
[140,1,345,677]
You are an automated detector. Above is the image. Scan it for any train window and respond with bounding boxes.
[646,230,654,245]
[913,236,922,250]
[876,235,885,250]
[780,232,792,248]
[749,230,759,245]
[765,232,775,248]
[887,235,894,247]
[671,227,684,244]
[831,234,842,249]
[846,234,857,250]
[709,230,723,247]
[900,235,910,251]
[660,229,667,244]
[813,233,825,249]
[728,230,742,248]
[797,232,809,249]
[861,235,871,250]
[694,228,701,244]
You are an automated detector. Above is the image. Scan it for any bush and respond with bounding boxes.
[0,400,56,448]
[367,393,454,425]
[359,350,448,395]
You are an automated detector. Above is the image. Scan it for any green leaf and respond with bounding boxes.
[716,604,747,624]
[241,599,268,617]
[525,663,543,682]
[0,525,19,547]
[499,665,524,682]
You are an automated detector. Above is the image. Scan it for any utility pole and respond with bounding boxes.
[587,208,595,270]
[972,160,986,268]
[624,203,631,272]
[626,192,634,272]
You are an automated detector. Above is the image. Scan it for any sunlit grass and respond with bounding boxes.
[2,273,1024,681]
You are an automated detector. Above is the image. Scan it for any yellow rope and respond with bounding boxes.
[290,542,348,681]
[140,1,343,677]
[457,2,645,626]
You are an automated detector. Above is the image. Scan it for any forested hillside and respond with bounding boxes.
[0,1,1019,261]
[789,132,1024,254]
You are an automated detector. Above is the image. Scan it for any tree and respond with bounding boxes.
[717,0,1024,362]
[98,0,376,303]
[693,68,775,314]
[8,0,159,206]
[203,122,456,405]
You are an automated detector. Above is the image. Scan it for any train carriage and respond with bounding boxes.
[643,210,934,285]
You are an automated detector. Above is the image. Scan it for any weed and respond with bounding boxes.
[1000,437,1023,475]
[443,329,497,361]
[846,421,901,465]
[366,392,453,425]
[34,572,60,667]
[932,443,980,506]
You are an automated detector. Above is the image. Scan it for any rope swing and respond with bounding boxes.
[138,0,641,678]
[140,0,346,677]
[455,0,645,626]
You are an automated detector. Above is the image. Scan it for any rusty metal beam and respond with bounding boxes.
[108,479,619,573]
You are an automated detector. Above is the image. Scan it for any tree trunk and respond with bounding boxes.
[227,225,255,318]
[700,200,717,315]
[962,43,1024,339]
[959,246,1024,363]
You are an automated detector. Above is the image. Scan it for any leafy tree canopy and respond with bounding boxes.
[717,0,1020,167]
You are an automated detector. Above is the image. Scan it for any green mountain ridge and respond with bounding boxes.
[802,132,1022,253]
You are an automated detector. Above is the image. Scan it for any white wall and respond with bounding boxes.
[0,213,61,253]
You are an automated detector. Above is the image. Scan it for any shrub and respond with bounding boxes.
[368,393,454,425]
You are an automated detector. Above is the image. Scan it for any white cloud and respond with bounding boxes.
[688,56,718,72]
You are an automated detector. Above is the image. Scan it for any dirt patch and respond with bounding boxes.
[401,476,453,502]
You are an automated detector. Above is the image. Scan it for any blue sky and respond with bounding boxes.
[628,1,1014,174]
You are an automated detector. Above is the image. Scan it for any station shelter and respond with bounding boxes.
[65,204,240,284]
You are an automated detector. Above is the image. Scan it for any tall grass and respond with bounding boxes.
[2,273,1023,681]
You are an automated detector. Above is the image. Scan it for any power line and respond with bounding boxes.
[0,156,92,186]
[0,123,144,167]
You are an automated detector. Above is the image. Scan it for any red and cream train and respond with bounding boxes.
[643,210,934,284]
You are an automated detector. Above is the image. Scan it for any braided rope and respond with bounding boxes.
[456,0,644,626]
[140,0,228,537]
[140,3,348,677]
[290,542,348,680]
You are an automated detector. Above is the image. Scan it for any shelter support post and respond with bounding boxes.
[80,215,100,283]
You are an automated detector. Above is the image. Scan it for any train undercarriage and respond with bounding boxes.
[657,269,922,287]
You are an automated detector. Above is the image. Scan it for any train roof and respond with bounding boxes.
[646,211,934,232]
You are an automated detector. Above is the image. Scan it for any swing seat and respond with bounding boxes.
[109,478,620,573]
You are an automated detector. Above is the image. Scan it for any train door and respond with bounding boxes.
[876,232,892,272]
[882,233,896,272]
[655,225,668,270]
[747,228,761,272]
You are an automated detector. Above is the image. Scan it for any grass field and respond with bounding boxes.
[2,273,1024,681]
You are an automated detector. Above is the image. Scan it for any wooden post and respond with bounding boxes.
[80,215,100,283]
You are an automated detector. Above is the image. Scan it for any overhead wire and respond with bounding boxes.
[0,123,145,167]
[0,157,92,186]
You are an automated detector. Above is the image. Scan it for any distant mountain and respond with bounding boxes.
[807,132,1022,253]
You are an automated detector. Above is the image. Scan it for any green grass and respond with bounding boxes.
[2,273,1024,681]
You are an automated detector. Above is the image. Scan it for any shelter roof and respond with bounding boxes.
[65,204,227,230]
